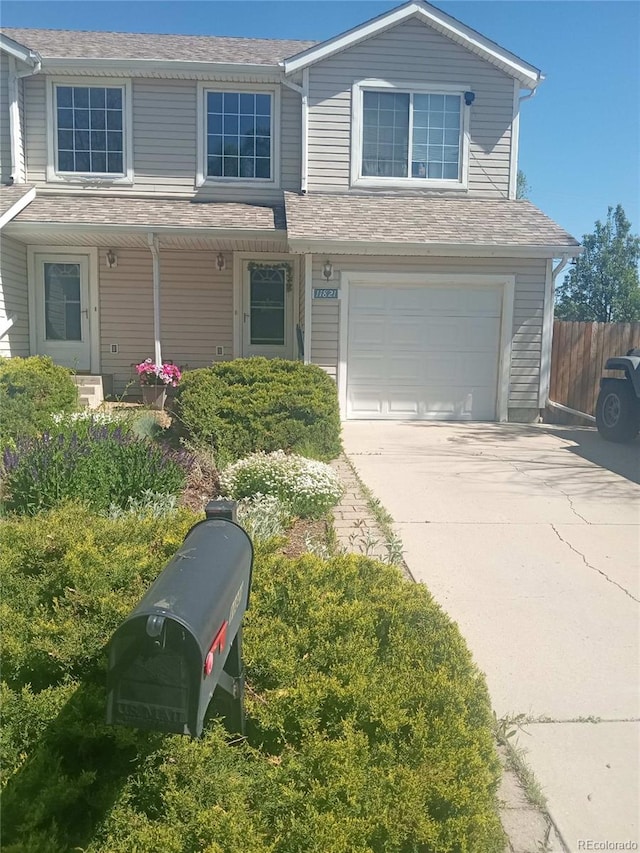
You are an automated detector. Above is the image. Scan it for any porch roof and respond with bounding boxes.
[0,184,36,228]
[10,194,287,235]
[284,192,581,257]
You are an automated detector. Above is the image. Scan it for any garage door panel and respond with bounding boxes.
[347,280,503,421]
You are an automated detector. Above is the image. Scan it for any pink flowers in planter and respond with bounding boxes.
[135,358,182,387]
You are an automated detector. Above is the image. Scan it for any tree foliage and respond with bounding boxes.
[555,205,640,322]
[516,170,530,200]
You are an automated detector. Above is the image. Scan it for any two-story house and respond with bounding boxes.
[0,1,580,422]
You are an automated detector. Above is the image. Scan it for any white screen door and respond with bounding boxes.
[35,254,91,370]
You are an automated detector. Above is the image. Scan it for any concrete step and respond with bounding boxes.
[73,375,104,410]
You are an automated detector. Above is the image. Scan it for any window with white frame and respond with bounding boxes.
[54,84,126,175]
[359,89,465,184]
[205,91,273,180]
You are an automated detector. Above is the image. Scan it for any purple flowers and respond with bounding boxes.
[1,421,194,516]
[135,358,182,387]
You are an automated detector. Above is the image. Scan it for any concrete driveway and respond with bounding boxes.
[342,421,639,852]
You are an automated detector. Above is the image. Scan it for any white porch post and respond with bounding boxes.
[147,232,162,365]
[304,253,312,364]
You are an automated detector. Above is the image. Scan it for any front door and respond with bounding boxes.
[242,262,293,359]
[34,254,91,371]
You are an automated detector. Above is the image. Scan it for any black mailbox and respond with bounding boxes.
[106,505,253,738]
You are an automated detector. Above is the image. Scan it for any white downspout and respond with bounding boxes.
[281,71,309,193]
[303,254,312,363]
[542,254,595,421]
[7,53,41,184]
[147,233,162,366]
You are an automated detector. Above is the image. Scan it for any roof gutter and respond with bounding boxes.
[5,221,286,240]
[40,57,281,77]
[0,33,41,68]
[286,238,582,259]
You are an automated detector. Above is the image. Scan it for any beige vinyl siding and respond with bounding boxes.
[307,17,514,196]
[309,254,546,411]
[22,74,300,196]
[99,247,233,393]
[0,53,12,183]
[0,235,30,357]
[133,78,197,190]
[23,73,46,182]
[280,84,302,191]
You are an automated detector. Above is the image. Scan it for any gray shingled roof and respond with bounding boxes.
[0,184,35,221]
[13,195,286,231]
[284,192,580,248]
[1,27,316,64]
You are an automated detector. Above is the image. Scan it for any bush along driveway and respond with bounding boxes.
[0,357,507,852]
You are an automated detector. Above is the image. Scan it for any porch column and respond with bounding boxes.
[147,232,162,365]
[304,253,312,364]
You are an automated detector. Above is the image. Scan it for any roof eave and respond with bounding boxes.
[5,220,287,239]
[0,186,37,230]
[283,0,542,88]
[287,237,581,258]
[0,33,41,67]
[41,57,281,75]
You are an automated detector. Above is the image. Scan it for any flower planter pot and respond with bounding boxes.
[141,385,167,410]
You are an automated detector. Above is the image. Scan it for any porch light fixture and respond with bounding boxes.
[106,248,118,269]
[464,91,475,106]
[322,260,333,281]
[215,252,226,271]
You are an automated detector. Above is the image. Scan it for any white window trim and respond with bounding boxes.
[46,77,133,184]
[337,272,514,422]
[196,82,280,188]
[350,79,470,191]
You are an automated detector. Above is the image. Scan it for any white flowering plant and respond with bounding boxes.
[220,450,343,519]
[235,493,291,541]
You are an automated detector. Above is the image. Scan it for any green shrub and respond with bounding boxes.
[1,506,504,852]
[2,422,193,516]
[0,356,78,448]
[221,450,343,518]
[174,358,342,463]
[0,505,197,691]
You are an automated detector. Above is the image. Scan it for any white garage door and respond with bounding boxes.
[347,280,503,420]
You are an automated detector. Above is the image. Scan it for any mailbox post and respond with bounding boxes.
[106,504,253,738]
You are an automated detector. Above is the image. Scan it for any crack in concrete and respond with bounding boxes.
[506,459,592,524]
[524,717,640,725]
[550,524,639,603]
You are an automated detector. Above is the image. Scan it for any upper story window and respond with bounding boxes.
[197,84,280,186]
[56,85,123,174]
[352,82,469,190]
[47,79,132,183]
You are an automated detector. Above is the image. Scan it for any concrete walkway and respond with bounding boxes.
[341,421,640,853]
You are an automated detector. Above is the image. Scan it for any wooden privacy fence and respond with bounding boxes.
[547,320,640,421]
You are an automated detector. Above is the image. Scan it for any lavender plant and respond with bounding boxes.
[1,423,193,516]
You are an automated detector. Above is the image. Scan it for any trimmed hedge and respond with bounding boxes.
[1,506,504,852]
[0,356,78,448]
[174,358,342,462]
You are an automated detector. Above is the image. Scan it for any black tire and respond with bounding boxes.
[595,378,640,443]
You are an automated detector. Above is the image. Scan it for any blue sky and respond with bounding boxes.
[2,1,638,242]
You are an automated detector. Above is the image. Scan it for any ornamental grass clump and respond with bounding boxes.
[1,422,193,516]
[220,450,343,518]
